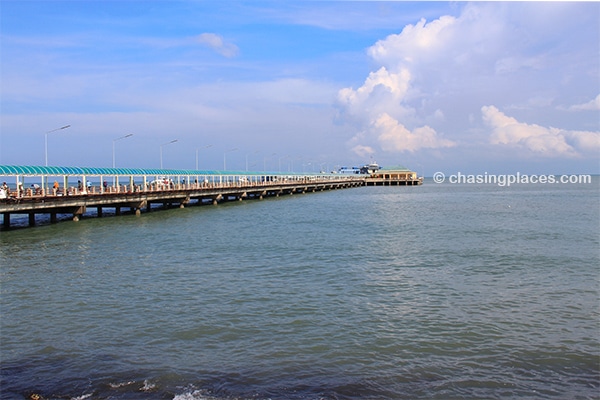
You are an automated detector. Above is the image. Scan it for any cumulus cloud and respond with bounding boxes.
[338,67,411,105]
[336,16,460,155]
[483,105,600,157]
[336,10,474,155]
[351,144,376,158]
[196,33,239,57]
[336,2,598,165]
[374,113,455,153]
[568,94,600,111]
[367,16,457,66]
[337,67,413,124]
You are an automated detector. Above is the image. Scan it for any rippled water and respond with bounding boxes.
[1,180,598,399]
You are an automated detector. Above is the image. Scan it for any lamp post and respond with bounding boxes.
[160,139,178,169]
[223,147,238,170]
[246,150,260,171]
[45,125,70,166]
[112,134,133,168]
[196,145,212,170]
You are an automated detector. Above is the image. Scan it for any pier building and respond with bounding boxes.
[365,166,423,186]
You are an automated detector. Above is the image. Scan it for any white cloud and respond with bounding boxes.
[567,130,600,152]
[339,67,411,104]
[337,67,413,125]
[351,144,376,159]
[196,33,239,58]
[367,16,457,66]
[336,2,599,166]
[374,113,455,153]
[568,94,600,111]
[336,14,462,155]
[483,105,600,157]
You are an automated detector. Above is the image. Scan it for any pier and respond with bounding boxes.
[0,165,421,229]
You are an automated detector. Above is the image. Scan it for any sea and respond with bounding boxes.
[1,178,598,400]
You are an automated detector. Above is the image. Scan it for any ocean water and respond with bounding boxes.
[1,179,598,399]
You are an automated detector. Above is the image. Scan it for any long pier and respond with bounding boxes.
[0,165,366,229]
[0,165,422,229]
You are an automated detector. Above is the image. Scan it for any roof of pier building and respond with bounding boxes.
[378,165,412,171]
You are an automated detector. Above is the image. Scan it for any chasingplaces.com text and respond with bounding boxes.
[432,172,593,187]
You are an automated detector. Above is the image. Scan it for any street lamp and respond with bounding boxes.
[160,139,178,169]
[223,147,238,170]
[246,150,260,171]
[112,133,133,168]
[45,124,70,166]
[196,144,212,170]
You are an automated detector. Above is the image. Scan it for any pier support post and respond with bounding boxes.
[97,207,103,217]
[28,213,35,226]
[51,213,57,223]
[72,206,85,222]
[3,213,10,229]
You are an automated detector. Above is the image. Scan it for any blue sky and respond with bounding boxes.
[1,1,598,175]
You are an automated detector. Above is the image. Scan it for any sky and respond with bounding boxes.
[0,1,598,175]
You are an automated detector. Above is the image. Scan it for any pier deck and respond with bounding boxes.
[0,165,421,228]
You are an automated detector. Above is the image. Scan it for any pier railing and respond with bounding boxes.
[0,168,366,228]
[3,174,363,199]
[0,164,422,228]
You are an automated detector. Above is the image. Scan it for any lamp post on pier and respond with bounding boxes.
[112,133,133,168]
[246,150,260,171]
[160,139,178,169]
[45,125,71,166]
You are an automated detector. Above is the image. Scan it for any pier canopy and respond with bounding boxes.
[0,164,345,194]
[0,164,352,200]
[0,165,273,177]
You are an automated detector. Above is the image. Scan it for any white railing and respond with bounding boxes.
[1,174,363,200]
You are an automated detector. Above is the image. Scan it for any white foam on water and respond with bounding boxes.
[108,380,136,388]
[141,379,157,391]
[70,394,93,400]
[173,390,211,400]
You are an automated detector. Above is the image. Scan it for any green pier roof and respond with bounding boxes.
[0,165,328,176]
